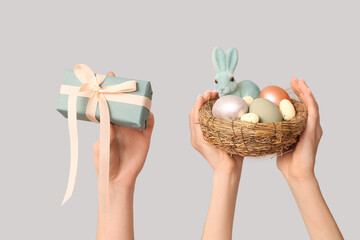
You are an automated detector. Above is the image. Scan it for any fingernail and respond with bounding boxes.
[197,94,201,99]
[212,89,217,93]
[292,76,298,81]
[300,77,305,83]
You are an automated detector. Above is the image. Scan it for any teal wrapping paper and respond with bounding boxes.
[57,69,153,130]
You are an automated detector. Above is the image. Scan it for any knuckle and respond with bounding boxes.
[192,139,201,150]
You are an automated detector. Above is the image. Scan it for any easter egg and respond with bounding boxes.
[279,99,296,120]
[238,80,261,99]
[212,95,248,120]
[259,86,291,106]
[240,113,260,123]
[249,98,283,123]
[242,96,254,106]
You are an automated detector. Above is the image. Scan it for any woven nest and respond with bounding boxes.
[199,98,308,157]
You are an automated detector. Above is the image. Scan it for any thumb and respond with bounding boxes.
[107,71,115,77]
[143,112,155,138]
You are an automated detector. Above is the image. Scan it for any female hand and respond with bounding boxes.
[190,90,244,240]
[189,90,244,175]
[94,71,155,189]
[276,77,343,240]
[277,77,323,181]
[95,71,155,240]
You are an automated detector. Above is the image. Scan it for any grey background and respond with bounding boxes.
[1,0,359,239]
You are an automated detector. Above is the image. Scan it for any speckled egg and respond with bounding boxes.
[279,99,296,121]
[240,113,260,123]
[212,95,248,120]
[249,98,283,123]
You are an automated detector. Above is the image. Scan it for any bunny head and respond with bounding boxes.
[212,47,239,97]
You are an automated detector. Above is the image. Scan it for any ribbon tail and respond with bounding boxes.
[62,93,79,206]
[98,94,110,212]
[86,95,100,123]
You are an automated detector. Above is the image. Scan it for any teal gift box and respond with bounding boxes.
[57,68,153,129]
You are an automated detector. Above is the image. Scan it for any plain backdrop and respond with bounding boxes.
[1,0,359,239]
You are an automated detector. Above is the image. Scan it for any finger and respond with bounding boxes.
[192,95,205,141]
[189,95,200,146]
[190,95,200,135]
[94,123,116,157]
[202,90,212,102]
[298,78,319,132]
[291,77,301,97]
[298,78,319,116]
[193,95,204,123]
[109,124,117,143]
[210,90,219,99]
[299,78,319,112]
[291,77,306,104]
[107,71,115,77]
[143,112,155,138]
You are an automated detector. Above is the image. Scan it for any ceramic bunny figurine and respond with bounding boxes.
[212,47,260,98]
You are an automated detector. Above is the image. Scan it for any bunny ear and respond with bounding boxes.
[226,48,238,73]
[212,47,226,72]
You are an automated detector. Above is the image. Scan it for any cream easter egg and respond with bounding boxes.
[240,113,260,123]
[279,99,296,120]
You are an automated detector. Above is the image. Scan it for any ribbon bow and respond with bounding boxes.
[62,64,137,208]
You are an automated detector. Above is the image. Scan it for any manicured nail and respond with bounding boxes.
[197,94,202,100]
[107,71,115,77]
[300,77,305,83]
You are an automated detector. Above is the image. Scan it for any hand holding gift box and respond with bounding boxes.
[57,64,152,208]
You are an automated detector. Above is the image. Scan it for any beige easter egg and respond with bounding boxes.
[279,99,296,120]
[240,113,260,123]
[242,96,254,106]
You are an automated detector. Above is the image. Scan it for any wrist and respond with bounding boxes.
[110,181,135,195]
[281,168,316,184]
[97,181,135,203]
[213,170,241,186]
[214,167,242,179]
[286,174,318,189]
[213,156,243,177]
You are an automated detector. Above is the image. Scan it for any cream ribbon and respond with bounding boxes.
[61,64,146,209]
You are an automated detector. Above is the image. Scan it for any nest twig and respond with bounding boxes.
[199,98,308,157]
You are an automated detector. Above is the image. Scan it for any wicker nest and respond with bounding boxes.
[199,98,308,157]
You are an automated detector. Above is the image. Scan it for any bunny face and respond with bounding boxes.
[215,71,237,97]
[212,47,239,97]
